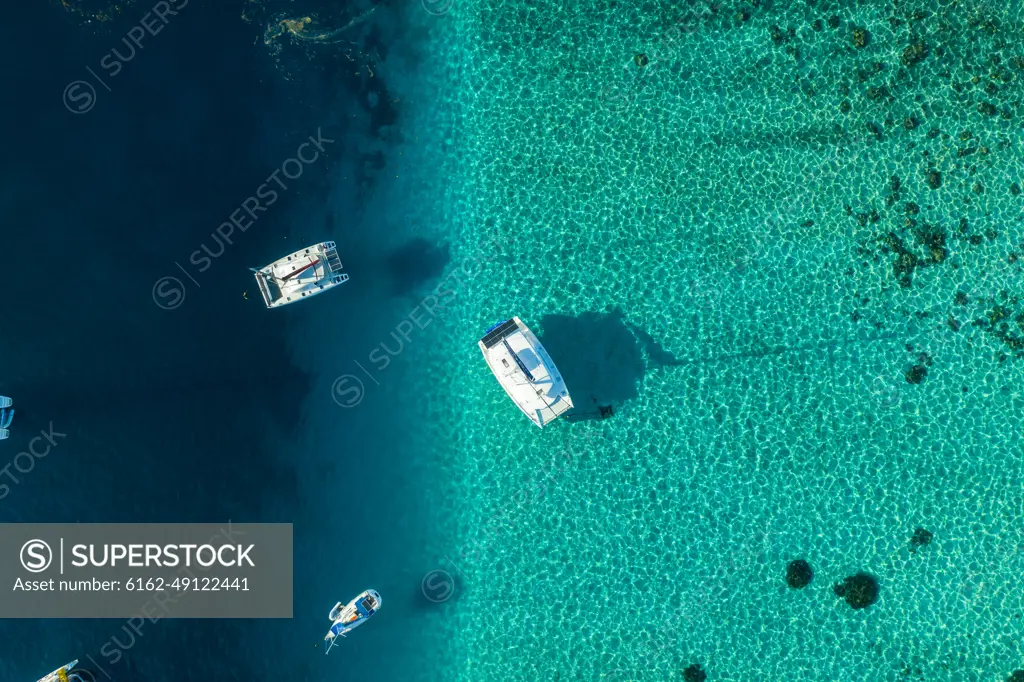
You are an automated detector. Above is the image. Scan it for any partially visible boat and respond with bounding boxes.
[323,589,381,654]
[0,396,12,441]
[478,317,573,428]
[251,241,349,309]
[35,661,82,682]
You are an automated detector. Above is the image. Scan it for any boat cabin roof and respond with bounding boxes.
[480,318,572,427]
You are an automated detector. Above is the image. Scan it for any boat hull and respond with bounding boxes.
[253,241,349,309]
[36,661,79,682]
[324,589,381,652]
[479,317,573,428]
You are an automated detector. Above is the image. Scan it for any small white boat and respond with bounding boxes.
[36,661,82,682]
[251,241,349,309]
[479,317,573,428]
[323,589,381,654]
[0,396,12,440]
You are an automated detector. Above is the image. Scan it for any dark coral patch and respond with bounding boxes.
[901,41,928,66]
[683,664,707,682]
[910,527,933,552]
[851,26,870,48]
[786,559,814,588]
[834,572,879,609]
[906,364,927,384]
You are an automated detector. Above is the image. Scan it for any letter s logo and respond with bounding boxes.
[20,539,53,573]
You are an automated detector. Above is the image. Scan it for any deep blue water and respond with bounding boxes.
[0,1,425,679]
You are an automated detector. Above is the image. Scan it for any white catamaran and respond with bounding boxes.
[0,395,13,440]
[479,317,573,428]
[323,589,381,654]
[251,241,349,309]
[35,661,85,682]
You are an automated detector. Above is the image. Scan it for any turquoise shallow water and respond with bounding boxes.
[369,0,1024,680]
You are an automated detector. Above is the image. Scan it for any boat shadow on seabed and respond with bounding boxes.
[384,238,451,296]
[538,309,681,422]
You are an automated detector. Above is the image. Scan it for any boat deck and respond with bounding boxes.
[254,242,349,308]
[480,318,572,427]
[36,661,79,682]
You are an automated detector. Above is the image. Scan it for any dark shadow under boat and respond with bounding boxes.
[537,309,647,422]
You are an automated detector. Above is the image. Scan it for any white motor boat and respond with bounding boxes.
[35,661,85,682]
[0,395,12,441]
[251,241,349,309]
[479,317,573,428]
[323,589,381,654]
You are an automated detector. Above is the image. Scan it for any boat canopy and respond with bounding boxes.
[478,317,573,428]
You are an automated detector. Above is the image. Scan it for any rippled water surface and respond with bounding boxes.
[10,0,1024,680]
